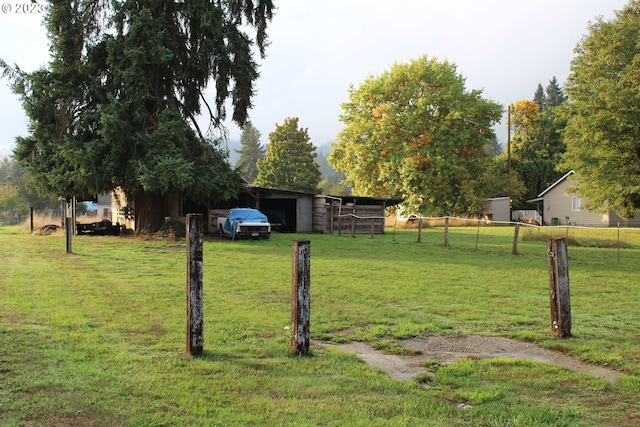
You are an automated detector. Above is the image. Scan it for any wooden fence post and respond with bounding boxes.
[30,207,34,233]
[291,240,311,356]
[417,217,422,243]
[512,224,520,255]
[548,238,571,338]
[444,217,449,246]
[65,217,73,254]
[186,214,204,356]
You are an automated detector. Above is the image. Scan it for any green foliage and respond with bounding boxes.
[0,156,59,223]
[512,157,563,204]
[255,117,322,193]
[235,121,265,183]
[317,145,350,195]
[329,55,503,216]
[561,1,640,219]
[508,77,568,204]
[477,154,527,207]
[1,0,273,231]
[156,220,186,238]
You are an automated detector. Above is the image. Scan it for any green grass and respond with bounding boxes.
[1,224,639,426]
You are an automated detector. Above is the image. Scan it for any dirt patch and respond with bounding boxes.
[316,335,623,383]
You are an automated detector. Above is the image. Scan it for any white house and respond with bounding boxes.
[527,170,640,226]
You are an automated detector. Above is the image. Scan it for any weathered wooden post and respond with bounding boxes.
[65,217,73,254]
[548,238,571,337]
[512,223,520,255]
[291,240,311,356]
[186,214,204,356]
[30,207,34,233]
[417,216,422,243]
[64,196,73,253]
[443,217,450,246]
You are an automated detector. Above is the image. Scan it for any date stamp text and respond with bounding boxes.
[1,3,45,14]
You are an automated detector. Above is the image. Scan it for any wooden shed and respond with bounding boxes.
[313,195,401,235]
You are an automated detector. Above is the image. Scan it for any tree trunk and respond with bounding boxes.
[134,189,167,234]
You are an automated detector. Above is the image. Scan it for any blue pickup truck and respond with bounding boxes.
[217,208,271,240]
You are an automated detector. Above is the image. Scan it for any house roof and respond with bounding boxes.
[526,170,575,203]
[245,185,403,206]
[246,185,318,197]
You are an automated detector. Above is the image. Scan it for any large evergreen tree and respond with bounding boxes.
[533,84,545,112]
[545,76,568,110]
[235,121,265,183]
[329,56,503,216]
[561,1,640,218]
[255,117,321,194]
[1,0,273,232]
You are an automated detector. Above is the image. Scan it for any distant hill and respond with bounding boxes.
[316,143,343,181]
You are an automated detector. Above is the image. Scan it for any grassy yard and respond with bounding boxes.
[1,224,639,426]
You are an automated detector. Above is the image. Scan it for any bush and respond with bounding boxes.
[156,221,186,239]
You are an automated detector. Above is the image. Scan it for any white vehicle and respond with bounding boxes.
[217,208,271,240]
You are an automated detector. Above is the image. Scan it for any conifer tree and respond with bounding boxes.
[2,1,274,232]
[255,118,321,194]
[235,121,265,183]
[533,84,546,112]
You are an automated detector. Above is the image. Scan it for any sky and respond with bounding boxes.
[0,0,631,158]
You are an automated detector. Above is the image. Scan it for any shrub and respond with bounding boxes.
[156,221,186,239]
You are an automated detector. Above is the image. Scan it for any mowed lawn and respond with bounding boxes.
[1,224,639,426]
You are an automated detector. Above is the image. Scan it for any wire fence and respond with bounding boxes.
[381,215,640,256]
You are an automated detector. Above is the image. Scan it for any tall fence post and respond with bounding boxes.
[291,240,311,356]
[186,214,204,356]
[548,238,571,338]
[65,217,73,254]
[30,207,34,233]
[417,216,422,243]
[512,223,520,255]
[443,217,449,246]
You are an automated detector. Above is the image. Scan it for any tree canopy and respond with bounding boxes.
[235,121,265,183]
[255,117,321,194]
[0,156,59,223]
[329,56,503,216]
[508,77,568,204]
[1,0,274,232]
[560,0,640,218]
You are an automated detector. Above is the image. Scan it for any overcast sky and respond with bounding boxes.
[0,0,630,157]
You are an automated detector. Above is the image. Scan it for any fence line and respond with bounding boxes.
[395,215,640,233]
[383,215,640,257]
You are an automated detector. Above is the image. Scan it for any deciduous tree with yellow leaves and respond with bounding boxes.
[329,56,503,216]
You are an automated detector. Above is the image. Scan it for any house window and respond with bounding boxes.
[572,196,581,212]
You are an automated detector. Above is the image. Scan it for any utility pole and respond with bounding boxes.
[507,105,511,178]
